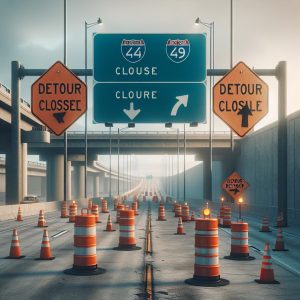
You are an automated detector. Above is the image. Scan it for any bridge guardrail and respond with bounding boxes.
[58,130,233,136]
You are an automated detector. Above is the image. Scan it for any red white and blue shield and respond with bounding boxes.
[121,39,146,63]
[166,39,190,63]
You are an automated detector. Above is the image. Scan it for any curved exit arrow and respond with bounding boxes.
[171,95,189,116]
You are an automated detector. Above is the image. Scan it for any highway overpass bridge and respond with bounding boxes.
[0,81,237,205]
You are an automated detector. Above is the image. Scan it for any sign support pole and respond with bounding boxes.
[230,0,234,153]
[117,128,120,195]
[184,124,186,203]
[63,0,68,202]
[277,61,287,227]
[177,128,179,201]
[7,61,22,204]
[109,127,112,200]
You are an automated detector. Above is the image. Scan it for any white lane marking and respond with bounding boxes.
[51,230,68,239]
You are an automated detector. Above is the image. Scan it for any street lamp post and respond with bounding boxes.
[195,17,214,202]
[84,17,102,198]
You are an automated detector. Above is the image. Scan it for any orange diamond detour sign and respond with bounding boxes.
[213,61,268,137]
[31,61,87,136]
[222,171,250,201]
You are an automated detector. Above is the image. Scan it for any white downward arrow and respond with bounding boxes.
[171,95,189,116]
[123,102,141,120]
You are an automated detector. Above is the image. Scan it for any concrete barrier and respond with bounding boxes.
[0,198,91,221]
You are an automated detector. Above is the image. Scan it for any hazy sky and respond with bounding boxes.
[1,0,299,175]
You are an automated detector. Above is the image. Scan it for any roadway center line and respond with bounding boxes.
[51,230,68,239]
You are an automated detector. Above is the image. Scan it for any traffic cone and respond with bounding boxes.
[104,214,115,232]
[259,217,272,232]
[275,212,284,227]
[37,210,47,227]
[175,217,185,235]
[36,229,55,260]
[273,228,288,251]
[6,228,25,259]
[255,242,279,284]
[16,206,23,221]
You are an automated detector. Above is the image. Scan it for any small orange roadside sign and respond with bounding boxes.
[221,171,249,201]
[213,61,268,137]
[31,61,87,136]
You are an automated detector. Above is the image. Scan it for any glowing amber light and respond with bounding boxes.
[203,208,211,217]
[221,197,224,202]
[238,198,243,204]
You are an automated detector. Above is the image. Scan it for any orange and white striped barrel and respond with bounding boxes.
[88,199,93,210]
[182,203,190,222]
[158,204,166,221]
[69,201,77,223]
[101,199,109,213]
[118,210,139,249]
[91,204,101,223]
[222,207,231,228]
[113,198,118,211]
[218,206,226,226]
[230,222,249,257]
[132,201,139,215]
[186,218,230,286]
[74,209,97,269]
[175,204,182,217]
[194,218,220,280]
[172,201,177,212]
[116,204,125,223]
[61,201,68,218]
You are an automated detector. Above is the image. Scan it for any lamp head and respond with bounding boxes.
[194,17,200,25]
[97,17,103,25]
[238,197,243,204]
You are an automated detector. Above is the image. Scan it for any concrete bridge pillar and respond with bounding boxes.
[41,177,46,200]
[5,141,27,204]
[104,175,109,196]
[93,174,100,197]
[73,164,85,199]
[99,172,105,195]
[46,154,64,202]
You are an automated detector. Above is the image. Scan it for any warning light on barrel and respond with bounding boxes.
[220,196,224,206]
[238,197,243,221]
[203,202,211,219]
